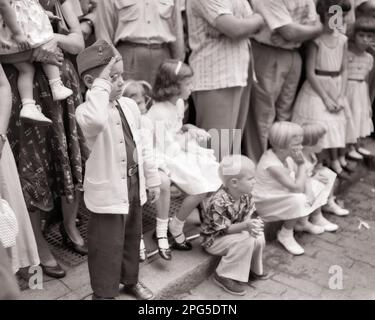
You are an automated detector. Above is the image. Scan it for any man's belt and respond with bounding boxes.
[120,41,167,50]
[315,70,341,77]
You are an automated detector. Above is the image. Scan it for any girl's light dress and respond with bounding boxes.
[0,0,54,55]
[293,31,348,149]
[346,49,374,139]
[0,141,40,272]
[253,150,329,222]
[146,100,222,195]
[303,152,336,212]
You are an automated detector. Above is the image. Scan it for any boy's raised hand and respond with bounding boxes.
[99,56,120,82]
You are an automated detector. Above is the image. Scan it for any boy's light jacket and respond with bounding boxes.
[76,79,161,214]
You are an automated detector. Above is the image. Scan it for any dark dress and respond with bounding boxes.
[4,0,88,212]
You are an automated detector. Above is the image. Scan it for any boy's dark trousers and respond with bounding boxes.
[87,174,142,298]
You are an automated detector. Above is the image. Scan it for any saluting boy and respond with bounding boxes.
[76,40,161,300]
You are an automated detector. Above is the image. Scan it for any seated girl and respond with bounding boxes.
[295,123,349,235]
[254,122,327,256]
[123,80,173,261]
[146,60,222,251]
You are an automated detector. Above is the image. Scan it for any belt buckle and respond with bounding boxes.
[128,164,138,177]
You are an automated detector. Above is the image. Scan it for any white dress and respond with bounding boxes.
[303,152,336,212]
[0,0,54,55]
[254,150,315,222]
[293,31,348,149]
[0,141,40,272]
[346,50,374,139]
[146,100,222,195]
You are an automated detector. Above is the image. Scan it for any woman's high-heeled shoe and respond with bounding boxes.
[59,224,88,256]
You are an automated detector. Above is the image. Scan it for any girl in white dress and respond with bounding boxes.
[123,80,173,261]
[0,0,73,125]
[293,0,352,176]
[254,122,315,256]
[346,17,375,159]
[296,123,349,234]
[146,60,222,251]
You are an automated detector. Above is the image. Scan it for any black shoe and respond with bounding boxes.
[171,239,193,251]
[249,271,271,281]
[152,232,172,260]
[123,282,155,300]
[59,224,88,255]
[92,294,116,300]
[342,163,356,173]
[40,263,66,279]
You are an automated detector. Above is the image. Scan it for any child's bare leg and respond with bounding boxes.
[338,148,347,167]
[330,148,343,174]
[155,171,172,259]
[42,63,72,101]
[169,193,207,246]
[277,219,304,255]
[14,62,52,124]
[14,62,35,101]
[61,191,85,246]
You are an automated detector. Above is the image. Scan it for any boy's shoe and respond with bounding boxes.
[51,80,73,101]
[213,273,247,296]
[20,104,52,126]
[294,222,325,235]
[277,231,304,256]
[92,294,116,300]
[357,147,372,156]
[123,282,155,300]
[249,271,271,281]
[322,201,350,217]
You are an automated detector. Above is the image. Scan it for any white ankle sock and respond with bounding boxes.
[156,218,169,249]
[139,237,145,251]
[21,99,36,107]
[49,78,62,87]
[279,226,293,238]
[169,217,185,244]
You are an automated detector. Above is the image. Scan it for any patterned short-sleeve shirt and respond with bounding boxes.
[200,186,256,248]
[187,0,253,91]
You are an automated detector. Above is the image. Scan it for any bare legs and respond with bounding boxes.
[61,191,84,246]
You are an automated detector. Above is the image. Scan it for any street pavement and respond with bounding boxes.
[177,170,375,300]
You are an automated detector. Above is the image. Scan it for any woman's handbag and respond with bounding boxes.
[0,198,19,249]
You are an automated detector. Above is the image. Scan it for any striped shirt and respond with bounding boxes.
[187,0,253,91]
[251,0,318,50]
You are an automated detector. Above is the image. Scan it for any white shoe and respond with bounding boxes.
[20,104,52,126]
[294,222,325,235]
[357,147,372,156]
[277,231,305,256]
[51,81,73,101]
[322,201,350,216]
[311,215,339,232]
[348,150,364,160]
